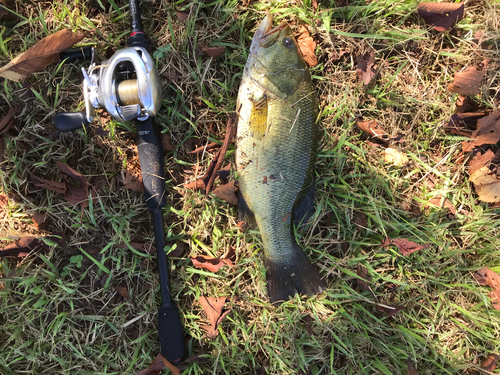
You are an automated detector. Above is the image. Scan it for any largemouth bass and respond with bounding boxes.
[235,14,326,303]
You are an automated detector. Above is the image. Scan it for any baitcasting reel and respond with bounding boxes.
[54,46,162,131]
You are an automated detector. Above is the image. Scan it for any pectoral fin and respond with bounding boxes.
[248,94,268,141]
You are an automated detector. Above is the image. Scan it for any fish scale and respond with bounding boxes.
[235,14,326,303]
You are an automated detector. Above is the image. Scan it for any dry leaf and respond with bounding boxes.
[57,162,90,207]
[0,29,85,82]
[217,162,231,184]
[469,166,500,203]
[448,66,485,95]
[114,286,130,300]
[354,212,368,230]
[29,172,66,194]
[190,254,226,273]
[0,106,20,135]
[176,10,190,23]
[481,354,499,372]
[474,268,500,310]
[237,220,249,232]
[469,150,495,176]
[125,170,144,192]
[381,237,430,256]
[356,265,371,292]
[296,26,317,67]
[201,45,226,59]
[356,51,377,85]
[199,296,231,339]
[462,110,500,152]
[212,180,238,206]
[376,304,404,317]
[427,196,456,215]
[0,236,44,258]
[135,353,180,375]
[311,0,318,11]
[190,141,220,154]
[407,358,420,375]
[184,179,205,191]
[356,118,388,140]
[445,112,486,137]
[417,2,464,32]
[384,146,409,166]
[32,213,50,230]
[161,133,175,152]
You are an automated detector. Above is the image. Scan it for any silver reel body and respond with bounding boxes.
[83,46,162,123]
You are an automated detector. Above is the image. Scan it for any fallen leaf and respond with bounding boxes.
[125,170,144,192]
[481,354,499,372]
[212,180,238,205]
[201,45,226,58]
[0,193,7,212]
[199,296,231,339]
[448,66,485,96]
[296,26,317,67]
[175,10,190,22]
[190,254,226,273]
[469,150,495,176]
[381,237,430,256]
[445,111,487,138]
[376,304,404,316]
[427,196,456,215]
[183,179,205,190]
[32,213,50,230]
[177,352,208,372]
[114,286,130,300]
[407,358,420,375]
[356,265,371,292]
[417,2,464,32]
[462,110,500,152]
[217,162,231,184]
[0,236,44,258]
[190,141,220,154]
[237,220,249,232]
[469,166,500,203]
[474,268,500,310]
[354,212,368,230]
[356,51,377,85]
[135,353,180,375]
[161,133,175,152]
[29,172,66,194]
[303,315,314,336]
[311,0,318,11]
[456,96,480,113]
[57,162,90,208]
[202,116,235,194]
[0,29,85,82]
[356,118,388,140]
[0,106,20,135]
[384,146,409,166]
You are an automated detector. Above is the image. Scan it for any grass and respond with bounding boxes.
[1,0,500,374]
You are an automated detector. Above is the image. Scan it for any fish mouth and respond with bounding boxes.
[250,13,287,53]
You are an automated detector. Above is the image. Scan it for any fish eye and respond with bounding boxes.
[283,38,294,48]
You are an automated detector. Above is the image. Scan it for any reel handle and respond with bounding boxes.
[53,111,90,132]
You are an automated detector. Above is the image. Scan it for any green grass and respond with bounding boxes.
[1,0,500,374]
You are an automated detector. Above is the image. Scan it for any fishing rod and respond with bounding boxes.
[53,0,184,365]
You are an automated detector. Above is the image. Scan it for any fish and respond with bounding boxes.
[235,14,326,303]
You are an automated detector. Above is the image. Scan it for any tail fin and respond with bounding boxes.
[266,242,326,304]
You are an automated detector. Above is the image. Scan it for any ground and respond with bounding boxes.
[0,0,500,374]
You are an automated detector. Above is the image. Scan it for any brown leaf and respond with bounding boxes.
[200,45,226,59]
[176,10,190,22]
[356,265,371,292]
[177,353,207,372]
[381,237,430,256]
[0,29,85,82]
[311,0,318,11]
[32,213,50,230]
[190,141,220,154]
[29,172,66,194]
[217,162,231,184]
[462,110,500,152]
[0,106,20,135]
[356,118,388,140]
[57,162,90,207]
[0,236,44,258]
[407,358,420,375]
[469,150,495,176]
[213,180,238,206]
[161,133,175,152]
[114,286,130,300]
[199,296,231,339]
[237,220,249,232]
[445,112,487,137]
[481,354,499,372]
[58,162,88,186]
[354,212,368,230]
[474,268,500,310]
[417,2,464,32]
[184,179,206,190]
[296,26,317,67]
[202,117,235,194]
[190,254,225,272]
[0,193,8,211]
[125,170,144,192]
[376,304,404,317]
[135,353,180,375]
[356,51,377,85]
[448,66,485,95]
[427,196,456,215]
[469,166,500,203]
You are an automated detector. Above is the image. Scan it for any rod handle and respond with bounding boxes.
[158,303,184,364]
[59,47,92,64]
[53,111,89,132]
